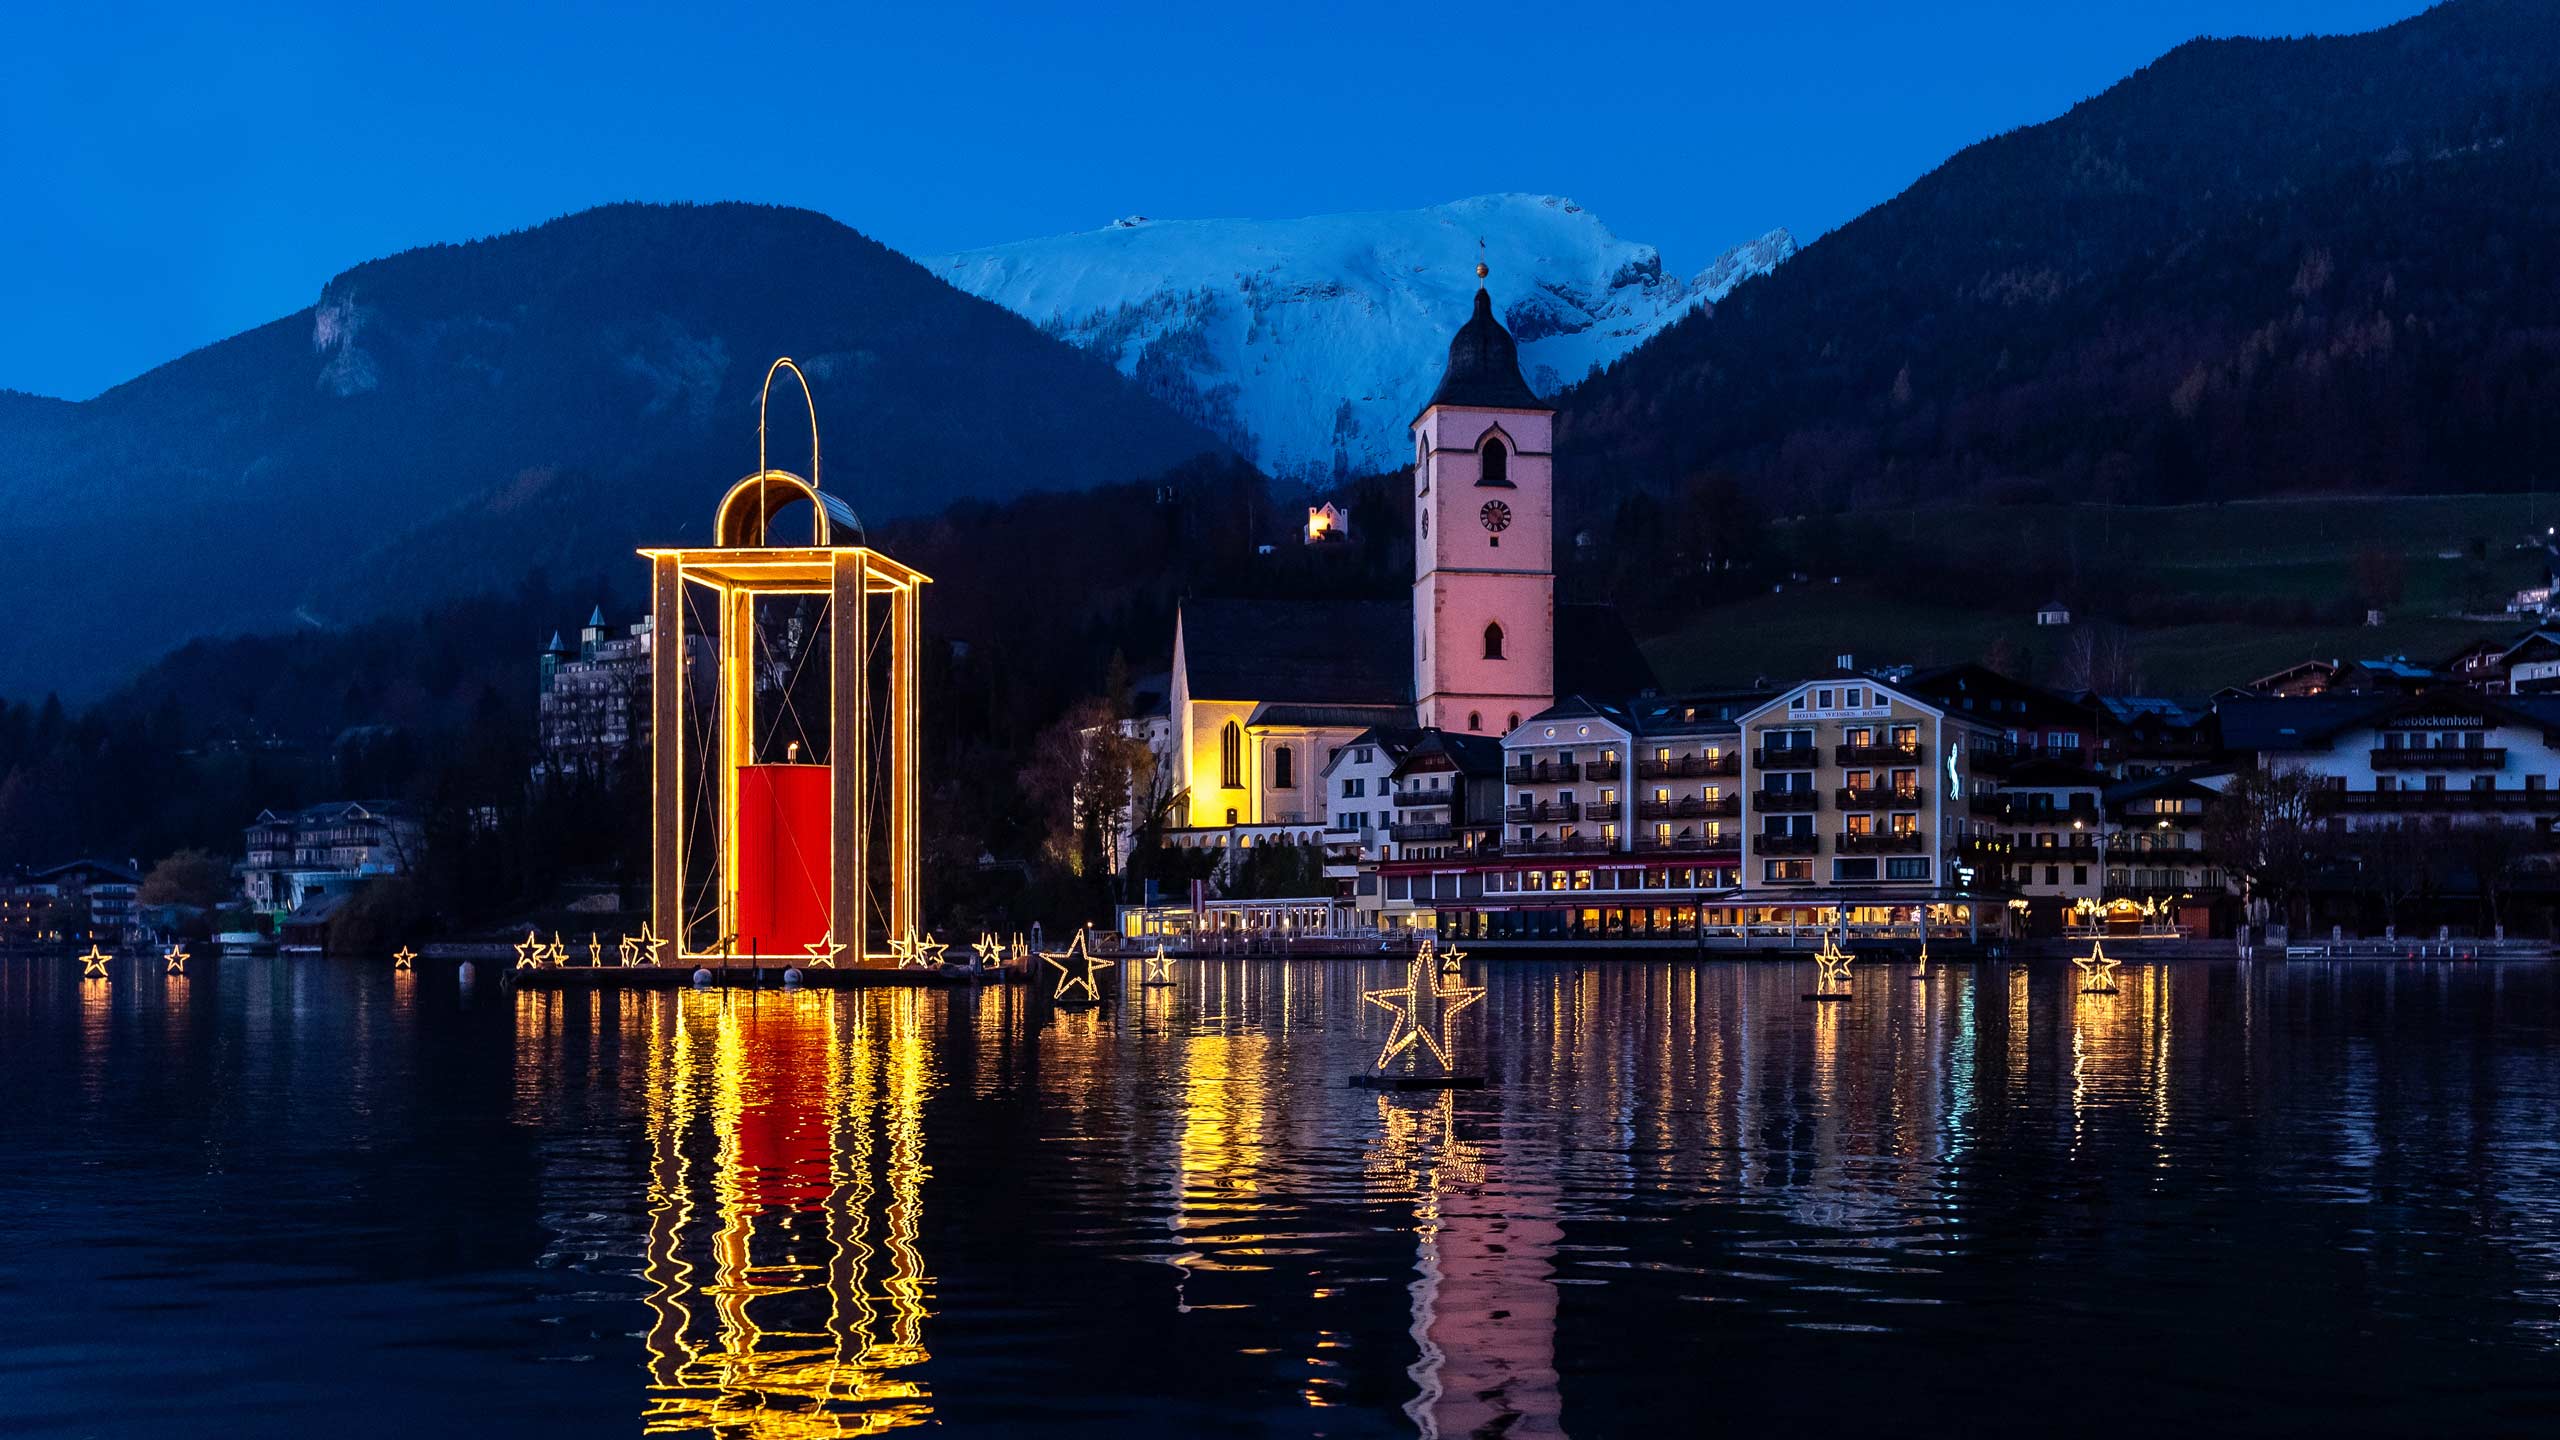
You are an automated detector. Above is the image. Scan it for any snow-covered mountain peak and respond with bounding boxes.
[930,195,1793,482]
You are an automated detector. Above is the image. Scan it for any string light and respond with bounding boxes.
[392,946,417,972]
[888,930,946,969]
[1802,933,1853,1001]
[162,942,189,976]
[802,930,846,968]
[620,921,667,967]
[1364,937,1484,1075]
[78,944,111,980]
[1139,943,1177,987]
[2074,938,2121,994]
[1041,928,1114,1003]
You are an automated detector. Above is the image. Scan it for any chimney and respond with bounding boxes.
[1836,653,1855,673]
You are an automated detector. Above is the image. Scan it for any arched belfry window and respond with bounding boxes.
[1220,721,1243,789]
[1484,622,1506,660]
[1468,711,1483,732]
[1479,436,1510,487]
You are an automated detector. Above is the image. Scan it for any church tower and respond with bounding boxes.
[1411,266,1555,735]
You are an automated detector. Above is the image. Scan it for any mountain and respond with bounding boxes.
[931,195,1794,481]
[0,203,1226,700]
[1560,0,2560,523]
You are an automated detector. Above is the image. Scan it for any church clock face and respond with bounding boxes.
[1479,500,1513,533]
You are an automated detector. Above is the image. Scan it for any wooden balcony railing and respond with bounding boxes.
[1836,831,1926,854]
[1504,800,1580,824]
[2369,747,2506,771]
[1836,786,1925,810]
[1637,752,1740,780]
[1754,789,1821,813]
[1835,742,1926,767]
[1754,746,1821,771]
[1755,832,1820,856]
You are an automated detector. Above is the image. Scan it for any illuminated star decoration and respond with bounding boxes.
[972,933,1005,969]
[1041,928,1116,1003]
[918,931,949,967]
[619,921,667,967]
[1812,933,1854,989]
[1366,938,1484,1074]
[888,930,942,969]
[1437,941,1468,978]
[392,946,418,973]
[546,932,571,968]
[1139,943,1177,986]
[2074,938,2122,994]
[78,944,111,979]
[1914,935,1931,979]
[162,942,190,976]
[801,930,846,968]
[587,932,604,967]
[514,931,543,969]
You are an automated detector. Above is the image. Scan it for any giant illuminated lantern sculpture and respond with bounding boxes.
[645,359,930,967]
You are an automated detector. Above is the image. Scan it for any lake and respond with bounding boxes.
[4,954,2558,1436]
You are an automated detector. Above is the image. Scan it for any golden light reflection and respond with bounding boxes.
[633,989,936,1435]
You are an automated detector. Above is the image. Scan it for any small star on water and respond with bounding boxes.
[513,931,542,969]
[391,946,418,972]
[2074,938,2122,993]
[586,933,604,967]
[162,943,190,976]
[545,933,570,967]
[78,944,111,979]
[1365,937,1485,1075]
[972,933,1006,969]
[802,930,846,968]
[1041,929,1115,1002]
[889,930,944,969]
[1140,944,1177,985]
[1437,942,1468,978]
[620,921,667,967]
[1812,934,1854,988]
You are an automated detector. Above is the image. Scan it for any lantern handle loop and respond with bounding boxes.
[757,358,821,544]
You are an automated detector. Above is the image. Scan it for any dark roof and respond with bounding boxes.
[2217,692,2560,751]
[1398,729,1506,778]
[1247,701,1414,729]
[1907,663,2084,725]
[1518,694,1637,732]
[1630,690,1768,736]
[33,858,140,885]
[1420,288,1547,416]
[2001,758,2109,788]
[1555,603,1658,699]
[1178,598,1410,705]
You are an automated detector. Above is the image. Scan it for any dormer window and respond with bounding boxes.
[1479,436,1512,487]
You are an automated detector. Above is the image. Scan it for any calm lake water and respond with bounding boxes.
[5,954,2560,1437]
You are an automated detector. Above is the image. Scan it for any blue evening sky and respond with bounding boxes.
[2,0,2433,400]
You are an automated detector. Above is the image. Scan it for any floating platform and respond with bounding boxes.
[506,964,1020,991]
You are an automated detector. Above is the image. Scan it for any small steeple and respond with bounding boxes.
[1422,255,1545,415]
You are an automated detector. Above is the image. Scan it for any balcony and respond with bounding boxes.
[1504,759,1578,785]
[1504,800,1580,824]
[1835,741,1925,767]
[1754,788,1821,813]
[1754,746,1820,771]
[1388,821,1459,844]
[1506,835,1616,857]
[1582,797,1626,820]
[1637,752,1740,780]
[1393,786,1457,808]
[2335,788,2552,813]
[1633,833,1734,855]
[2370,746,2506,771]
[1836,786,1926,811]
[1756,832,1820,856]
[1636,795,1740,821]
[1837,830,1926,854]
[1582,759,1624,781]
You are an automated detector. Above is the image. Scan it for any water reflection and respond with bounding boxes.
[11,955,2560,1436]
[562,990,940,1435]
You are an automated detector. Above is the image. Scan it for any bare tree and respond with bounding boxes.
[2057,621,2144,696]
[2204,764,2336,930]
[2352,820,2434,935]
[2451,821,2535,934]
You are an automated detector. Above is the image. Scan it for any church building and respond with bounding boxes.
[1154,267,1651,850]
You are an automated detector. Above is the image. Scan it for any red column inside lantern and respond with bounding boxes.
[735,763,832,960]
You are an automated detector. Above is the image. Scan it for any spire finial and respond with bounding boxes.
[1475,237,1488,285]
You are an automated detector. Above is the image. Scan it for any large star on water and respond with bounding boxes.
[801,930,846,968]
[162,943,190,976]
[1041,928,1115,1002]
[78,944,112,979]
[1139,944,1177,984]
[972,933,1006,968]
[2074,938,2121,992]
[513,931,543,969]
[1365,938,1484,1075]
[619,921,667,967]
[888,929,947,969]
